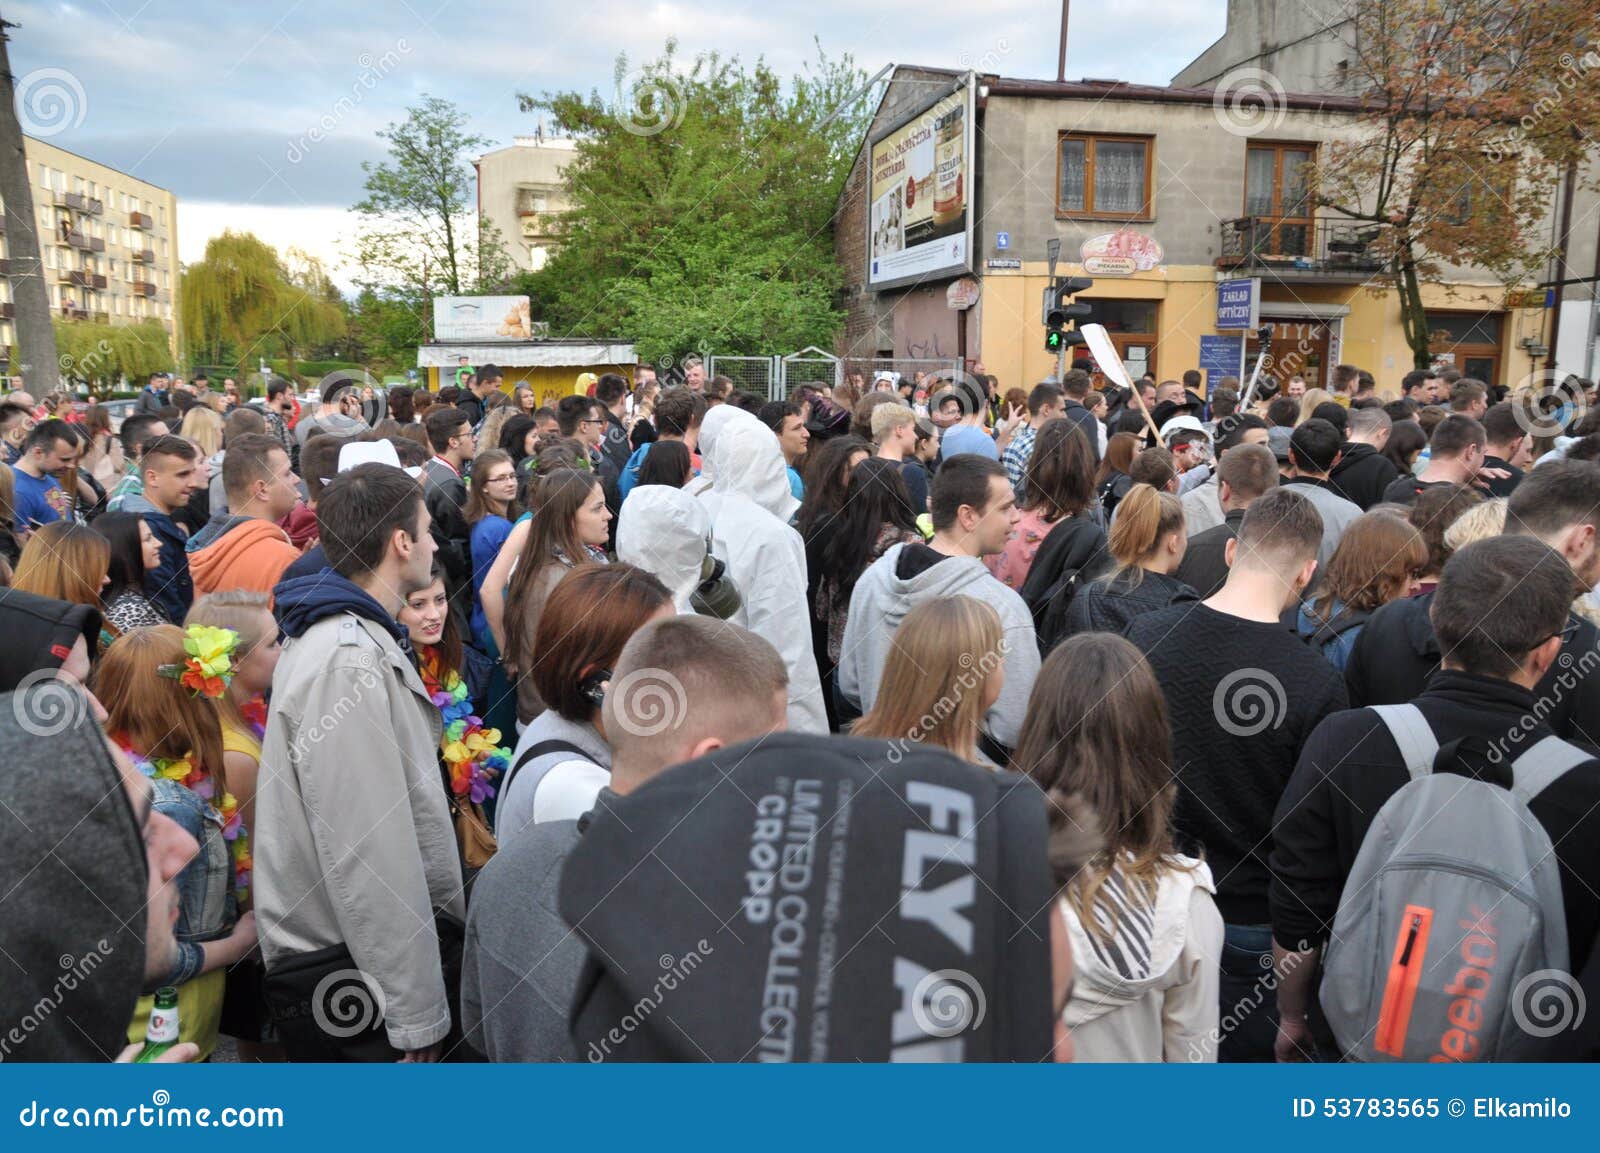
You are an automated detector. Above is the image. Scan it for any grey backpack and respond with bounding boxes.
[1319,703,1590,1062]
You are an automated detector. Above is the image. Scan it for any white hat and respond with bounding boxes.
[1158,415,1210,443]
[337,438,422,478]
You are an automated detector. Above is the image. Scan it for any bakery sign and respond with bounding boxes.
[433,295,534,341]
[1079,230,1163,277]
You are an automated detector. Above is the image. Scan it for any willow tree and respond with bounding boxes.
[182,231,345,376]
[55,319,173,388]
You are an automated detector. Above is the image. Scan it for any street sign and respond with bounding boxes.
[1198,334,1244,390]
[1046,238,1061,283]
[985,258,1022,270]
[1216,278,1261,330]
[995,231,1010,250]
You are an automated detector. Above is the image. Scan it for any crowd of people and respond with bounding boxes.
[2,355,1599,1064]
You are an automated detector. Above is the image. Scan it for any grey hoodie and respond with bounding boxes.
[837,543,1041,749]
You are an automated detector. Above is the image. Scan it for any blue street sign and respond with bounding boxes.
[1216,278,1260,330]
[1199,334,1244,390]
[995,231,1010,250]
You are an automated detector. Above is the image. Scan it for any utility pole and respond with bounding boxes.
[0,14,60,394]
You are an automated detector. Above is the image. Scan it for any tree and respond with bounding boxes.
[181,231,344,376]
[1315,1,1600,368]
[0,16,59,392]
[56,319,173,388]
[517,40,869,362]
[352,96,510,296]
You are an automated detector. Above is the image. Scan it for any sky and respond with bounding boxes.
[7,0,1227,286]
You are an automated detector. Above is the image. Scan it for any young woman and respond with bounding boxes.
[1380,419,1427,478]
[1095,431,1142,520]
[1295,388,1334,425]
[12,522,111,645]
[184,592,280,836]
[989,418,1104,592]
[81,404,124,489]
[634,437,692,488]
[498,413,540,470]
[93,511,167,634]
[98,624,257,1061]
[812,459,921,728]
[497,564,673,843]
[852,597,1006,767]
[464,449,521,643]
[512,385,538,415]
[795,434,871,543]
[1061,484,1195,638]
[1294,512,1426,668]
[495,471,613,725]
[1013,633,1222,1062]
[180,404,224,457]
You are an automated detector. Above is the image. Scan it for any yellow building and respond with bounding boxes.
[416,339,637,408]
[1,135,181,355]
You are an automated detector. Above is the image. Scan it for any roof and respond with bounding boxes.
[982,75,1363,113]
[417,340,635,369]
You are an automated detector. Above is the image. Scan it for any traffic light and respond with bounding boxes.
[1043,276,1093,351]
[1045,328,1064,353]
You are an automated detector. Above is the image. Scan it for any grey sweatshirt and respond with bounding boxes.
[836,543,1041,749]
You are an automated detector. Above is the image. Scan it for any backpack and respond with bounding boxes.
[1019,516,1109,655]
[1319,703,1592,1061]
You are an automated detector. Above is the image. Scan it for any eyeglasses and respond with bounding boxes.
[1540,619,1581,649]
[487,473,517,484]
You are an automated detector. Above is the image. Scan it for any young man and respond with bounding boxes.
[456,363,501,428]
[1284,419,1363,571]
[1479,399,1531,496]
[940,378,1020,462]
[262,377,297,463]
[530,405,559,441]
[1328,405,1396,509]
[699,413,827,733]
[1379,413,1487,505]
[682,356,706,392]
[295,378,366,448]
[1400,368,1443,406]
[0,401,34,466]
[838,454,1041,753]
[556,394,606,464]
[422,406,476,618]
[462,617,790,1061]
[620,386,704,500]
[257,463,463,1062]
[1058,367,1103,462]
[1448,376,1489,420]
[187,433,302,597]
[1270,536,1600,1061]
[105,414,169,511]
[593,372,633,477]
[1174,442,1279,599]
[1182,415,1269,535]
[871,401,929,513]
[1285,375,1307,401]
[121,435,199,623]
[1328,363,1360,397]
[1001,382,1064,496]
[8,421,76,530]
[134,371,168,415]
[208,405,267,513]
[1347,460,1600,745]
[756,399,810,501]
[1125,487,1346,1061]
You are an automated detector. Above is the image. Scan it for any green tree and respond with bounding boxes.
[56,320,174,388]
[346,288,428,374]
[518,40,869,361]
[352,95,511,296]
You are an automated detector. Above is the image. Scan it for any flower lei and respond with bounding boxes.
[239,695,268,743]
[420,649,508,805]
[114,734,251,902]
[157,625,239,699]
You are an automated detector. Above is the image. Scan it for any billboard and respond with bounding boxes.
[867,75,974,291]
[433,295,534,341]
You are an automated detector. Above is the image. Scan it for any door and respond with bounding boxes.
[1245,144,1315,258]
[1248,320,1331,393]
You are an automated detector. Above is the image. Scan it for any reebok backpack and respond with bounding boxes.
[1319,703,1590,1062]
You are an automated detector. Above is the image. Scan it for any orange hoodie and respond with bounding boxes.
[187,517,301,599]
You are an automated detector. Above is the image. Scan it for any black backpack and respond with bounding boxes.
[1019,516,1110,655]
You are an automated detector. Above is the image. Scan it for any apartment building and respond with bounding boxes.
[1,135,180,354]
[475,134,575,273]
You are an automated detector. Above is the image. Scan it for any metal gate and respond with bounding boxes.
[706,355,778,399]
[776,347,841,401]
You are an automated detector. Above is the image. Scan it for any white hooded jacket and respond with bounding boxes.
[1061,856,1223,1062]
[617,485,712,612]
[698,417,826,732]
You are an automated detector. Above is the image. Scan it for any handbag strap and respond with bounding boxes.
[500,738,588,800]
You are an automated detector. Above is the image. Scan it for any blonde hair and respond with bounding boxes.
[179,405,223,455]
[1296,388,1334,425]
[186,591,274,737]
[852,597,1004,764]
[13,522,110,608]
[1106,483,1184,585]
[1443,497,1507,552]
[477,406,516,458]
[95,624,226,786]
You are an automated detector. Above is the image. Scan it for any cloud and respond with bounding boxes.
[179,201,360,288]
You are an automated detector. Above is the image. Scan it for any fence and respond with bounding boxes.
[703,349,963,402]
[706,356,777,400]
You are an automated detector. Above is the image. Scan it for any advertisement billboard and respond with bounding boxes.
[433,295,535,341]
[867,75,974,292]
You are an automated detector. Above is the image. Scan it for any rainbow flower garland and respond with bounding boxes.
[115,735,251,902]
[420,650,508,805]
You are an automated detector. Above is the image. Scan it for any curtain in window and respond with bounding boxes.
[1245,149,1276,216]
[1094,141,1146,214]
[1059,139,1086,211]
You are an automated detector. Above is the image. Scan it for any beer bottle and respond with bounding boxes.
[135,987,179,1062]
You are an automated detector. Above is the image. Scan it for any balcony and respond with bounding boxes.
[132,247,155,263]
[85,197,104,216]
[63,268,91,286]
[89,273,108,289]
[0,303,12,319]
[128,211,153,230]
[89,236,105,252]
[61,303,88,321]
[132,279,156,297]
[58,228,91,250]
[92,310,109,324]
[1215,217,1387,284]
[54,191,89,212]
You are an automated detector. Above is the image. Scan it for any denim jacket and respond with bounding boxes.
[150,777,235,987]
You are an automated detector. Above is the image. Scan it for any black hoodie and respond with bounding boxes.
[1328,441,1399,510]
[0,587,101,693]
[560,733,1057,1061]
[0,685,148,1060]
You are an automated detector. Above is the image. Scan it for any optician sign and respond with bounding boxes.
[1216,278,1261,330]
[867,74,976,292]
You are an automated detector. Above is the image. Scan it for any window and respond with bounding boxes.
[1057,134,1153,219]
[37,163,49,190]
[1426,310,1504,385]
[1439,154,1512,228]
[1084,298,1160,379]
[1244,143,1315,256]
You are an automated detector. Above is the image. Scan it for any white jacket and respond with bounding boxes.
[698,419,825,732]
[1181,474,1224,537]
[617,485,712,611]
[683,404,755,500]
[1061,857,1223,1062]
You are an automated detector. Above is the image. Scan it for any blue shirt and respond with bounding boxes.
[940,423,999,461]
[10,466,65,530]
[786,466,805,503]
[469,514,514,642]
